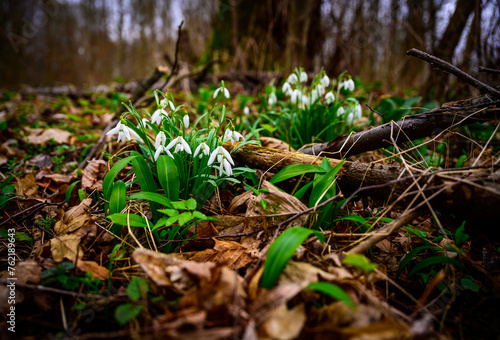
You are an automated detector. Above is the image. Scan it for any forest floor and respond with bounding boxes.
[0,77,499,340]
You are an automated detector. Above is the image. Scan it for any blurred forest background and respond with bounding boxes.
[1,0,499,99]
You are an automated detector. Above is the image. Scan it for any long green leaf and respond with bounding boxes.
[269,164,326,184]
[309,159,344,207]
[103,155,137,201]
[65,180,81,204]
[128,192,172,208]
[260,227,325,289]
[109,180,127,215]
[396,245,440,278]
[156,155,180,201]
[107,213,150,228]
[407,256,463,278]
[130,151,159,222]
[306,282,355,309]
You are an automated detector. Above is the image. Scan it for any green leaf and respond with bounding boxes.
[126,277,149,301]
[171,201,188,210]
[103,155,137,201]
[461,277,479,292]
[332,214,368,224]
[177,211,193,226]
[130,151,159,222]
[309,160,344,207]
[306,282,355,309]
[158,209,179,217]
[260,226,325,289]
[396,245,440,278]
[269,164,326,184]
[115,303,144,325]
[109,180,127,215]
[107,213,150,228]
[454,221,469,247]
[186,198,197,210]
[342,253,378,273]
[65,180,80,204]
[156,155,180,201]
[128,192,172,208]
[293,181,314,200]
[407,256,463,278]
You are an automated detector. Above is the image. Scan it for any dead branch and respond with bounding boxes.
[407,48,500,99]
[300,96,500,158]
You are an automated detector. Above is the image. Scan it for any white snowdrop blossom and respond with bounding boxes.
[299,70,308,83]
[243,106,250,115]
[302,94,310,107]
[224,128,244,145]
[160,98,175,111]
[155,131,167,149]
[311,88,319,103]
[291,89,301,104]
[213,85,230,99]
[106,121,140,143]
[354,103,362,120]
[321,75,330,88]
[166,136,192,155]
[337,107,345,117]
[287,73,298,84]
[154,144,173,161]
[183,115,190,129]
[208,146,235,177]
[137,118,151,129]
[193,142,210,159]
[282,82,292,96]
[268,92,277,106]
[151,108,169,125]
[325,92,335,104]
[346,112,354,125]
[339,79,355,92]
[317,84,326,96]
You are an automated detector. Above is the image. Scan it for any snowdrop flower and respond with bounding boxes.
[224,128,244,145]
[346,112,354,125]
[193,142,210,159]
[354,103,362,120]
[183,115,190,129]
[151,108,169,125]
[268,92,277,106]
[317,84,326,96]
[282,82,292,96]
[321,75,330,88]
[302,94,310,107]
[166,136,192,154]
[107,121,140,143]
[339,79,355,92]
[213,83,230,99]
[208,146,235,177]
[337,107,345,117]
[287,73,298,85]
[154,144,173,161]
[311,88,319,103]
[155,131,167,149]
[243,106,250,115]
[137,118,151,129]
[160,98,175,111]
[291,89,301,104]
[299,70,308,83]
[325,92,335,104]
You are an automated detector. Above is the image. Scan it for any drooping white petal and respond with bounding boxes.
[325,92,335,104]
[155,131,166,149]
[166,136,179,151]
[302,94,309,107]
[154,146,163,161]
[183,115,190,128]
[221,147,234,165]
[288,74,298,84]
[268,92,277,106]
[180,137,192,154]
[291,89,301,104]
[224,129,232,140]
[243,106,250,115]
[213,87,221,99]
[337,107,345,117]
[107,122,122,136]
[354,104,362,119]
[223,88,230,99]
[299,71,308,83]
[282,82,292,96]
[223,158,233,176]
[128,127,140,140]
[321,75,330,87]
[207,148,218,165]
[232,131,244,143]
[151,109,168,125]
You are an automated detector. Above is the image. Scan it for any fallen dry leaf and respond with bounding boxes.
[25,127,74,145]
[13,259,42,284]
[75,260,109,280]
[82,159,108,191]
[54,198,92,235]
[190,238,256,270]
[15,172,39,197]
[36,170,77,184]
[261,303,306,340]
[50,234,83,262]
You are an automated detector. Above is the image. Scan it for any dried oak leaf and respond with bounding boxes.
[82,159,108,191]
[54,198,92,235]
[76,260,109,280]
[190,238,257,270]
[15,172,39,197]
[261,304,306,340]
[50,234,83,262]
[25,127,74,145]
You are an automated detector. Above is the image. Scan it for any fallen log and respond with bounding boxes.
[224,142,500,236]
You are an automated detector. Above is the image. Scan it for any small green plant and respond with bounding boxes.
[39,216,56,230]
[262,68,363,149]
[41,261,102,293]
[115,276,149,326]
[104,87,256,250]
[342,253,378,274]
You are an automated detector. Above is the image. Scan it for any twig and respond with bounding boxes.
[407,48,500,99]
[0,279,105,300]
[479,66,500,74]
